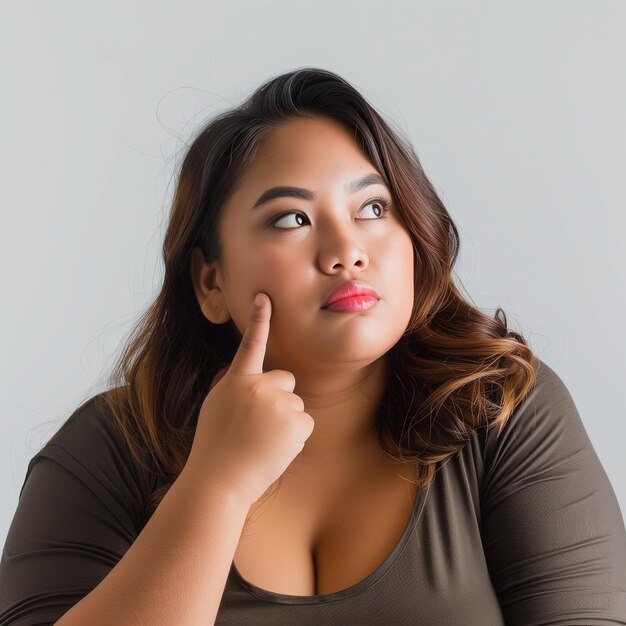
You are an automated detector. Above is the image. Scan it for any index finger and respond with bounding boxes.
[229,293,271,376]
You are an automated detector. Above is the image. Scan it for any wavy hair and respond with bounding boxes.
[101,67,539,524]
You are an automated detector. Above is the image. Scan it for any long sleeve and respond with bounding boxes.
[0,394,153,626]
[480,360,626,625]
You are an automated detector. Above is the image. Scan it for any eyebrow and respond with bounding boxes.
[250,172,388,211]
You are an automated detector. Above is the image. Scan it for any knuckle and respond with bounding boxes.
[249,309,264,323]
[240,334,260,352]
[280,371,296,385]
[249,380,263,397]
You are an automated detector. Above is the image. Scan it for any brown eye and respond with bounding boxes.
[359,198,391,219]
[267,196,391,230]
[268,212,309,229]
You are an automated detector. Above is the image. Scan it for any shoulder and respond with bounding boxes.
[481,356,598,497]
[43,390,130,457]
[488,356,582,443]
[43,391,120,448]
[33,390,130,467]
[23,389,156,520]
[477,358,626,621]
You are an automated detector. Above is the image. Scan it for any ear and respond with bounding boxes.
[190,247,231,324]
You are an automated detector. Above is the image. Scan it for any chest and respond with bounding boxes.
[232,458,418,597]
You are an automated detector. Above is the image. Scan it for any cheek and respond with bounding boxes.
[382,233,415,302]
[383,230,414,271]
[247,253,296,288]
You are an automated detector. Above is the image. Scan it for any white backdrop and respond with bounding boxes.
[1,0,625,545]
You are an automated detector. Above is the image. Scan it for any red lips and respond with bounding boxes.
[322,280,380,308]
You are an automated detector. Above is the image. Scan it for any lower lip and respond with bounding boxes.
[322,296,379,313]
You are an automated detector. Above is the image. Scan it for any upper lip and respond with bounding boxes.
[322,280,380,308]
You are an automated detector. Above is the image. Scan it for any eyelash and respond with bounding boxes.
[266,196,392,230]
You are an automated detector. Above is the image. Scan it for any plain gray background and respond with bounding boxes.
[1,1,625,545]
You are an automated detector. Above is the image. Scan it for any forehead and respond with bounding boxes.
[255,115,358,159]
[224,116,379,211]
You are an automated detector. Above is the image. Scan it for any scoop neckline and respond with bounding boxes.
[229,469,430,605]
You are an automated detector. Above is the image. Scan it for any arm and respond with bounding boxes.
[480,360,626,625]
[0,399,251,626]
[55,465,250,626]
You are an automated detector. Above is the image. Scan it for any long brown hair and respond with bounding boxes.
[101,67,539,524]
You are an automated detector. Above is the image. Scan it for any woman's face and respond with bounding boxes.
[200,115,414,378]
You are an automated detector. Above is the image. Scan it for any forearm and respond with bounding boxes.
[55,467,250,626]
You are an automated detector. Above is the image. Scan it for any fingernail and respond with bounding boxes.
[254,293,265,307]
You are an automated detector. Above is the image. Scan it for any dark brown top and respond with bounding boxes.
[1,358,625,625]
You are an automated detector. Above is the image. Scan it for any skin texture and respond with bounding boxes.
[190,115,414,474]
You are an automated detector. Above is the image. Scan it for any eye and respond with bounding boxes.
[359,196,391,219]
[267,196,392,230]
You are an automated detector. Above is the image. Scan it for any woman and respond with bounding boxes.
[1,67,625,625]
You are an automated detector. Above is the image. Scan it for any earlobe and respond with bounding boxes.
[199,298,231,324]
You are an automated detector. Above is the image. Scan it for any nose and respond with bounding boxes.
[318,224,369,273]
